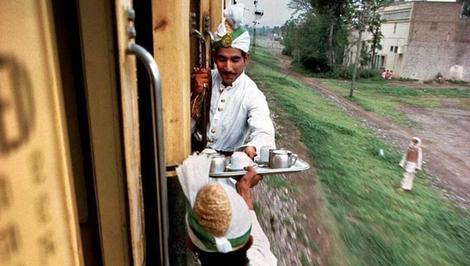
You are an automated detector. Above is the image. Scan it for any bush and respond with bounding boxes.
[300,56,331,73]
[281,48,291,56]
[447,79,468,85]
[398,77,419,82]
[323,66,381,80]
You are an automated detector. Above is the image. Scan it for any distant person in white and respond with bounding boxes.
[191,4,275,158]
[399,137,423,191]
[176,154,277,265]
[448,65,464,81]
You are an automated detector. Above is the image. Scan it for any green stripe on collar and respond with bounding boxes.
[188,210,252,251]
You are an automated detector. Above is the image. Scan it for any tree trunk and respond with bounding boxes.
[328,20,335,66]
[370,27,379,69]
[350,30,363,98]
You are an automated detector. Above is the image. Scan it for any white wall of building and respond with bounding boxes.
[346,1,469,81]
[346,2,413,76]
[379,21,411,75]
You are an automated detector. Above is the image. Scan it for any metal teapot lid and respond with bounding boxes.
[270,149,289,154]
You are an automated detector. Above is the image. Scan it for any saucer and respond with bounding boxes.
[226,163,258,171]
[254,158,268,164]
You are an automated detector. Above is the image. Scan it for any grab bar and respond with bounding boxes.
[126,8,169,266]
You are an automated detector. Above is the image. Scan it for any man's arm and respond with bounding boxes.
[192,67,210,94]
[235,166,262,209]
[190,68,211,134]
[237,166,278,265]
[243,88,275,156]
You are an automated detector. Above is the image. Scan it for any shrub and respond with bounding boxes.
[447,79,468,85]
[398,77,419,82]
[328,66,381,80]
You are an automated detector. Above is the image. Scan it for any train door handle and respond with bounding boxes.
[125,7,169,266]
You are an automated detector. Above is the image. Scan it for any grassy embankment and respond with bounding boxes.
[320,79,470,127]
[247,48,470,266]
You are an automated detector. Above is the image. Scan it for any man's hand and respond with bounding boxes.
[192,67,210,95]
[243,146,257,160]
[240,166,263,188]
[236,166,262,210]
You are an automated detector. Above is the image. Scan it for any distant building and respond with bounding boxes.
[346,1,470,81]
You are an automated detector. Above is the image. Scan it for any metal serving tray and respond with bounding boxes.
[209,159,310,178]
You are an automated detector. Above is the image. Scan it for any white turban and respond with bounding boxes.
[411,137,421,147]
[213,4,251,53]
[176,154,252,253]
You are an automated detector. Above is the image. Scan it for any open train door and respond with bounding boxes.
[0,1,82,265]
[1,0,226,265]
[72,0,170,264]
[77,0,171,263]
[1,0,169,265]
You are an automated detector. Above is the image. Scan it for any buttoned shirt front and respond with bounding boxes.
[206,69,275,153]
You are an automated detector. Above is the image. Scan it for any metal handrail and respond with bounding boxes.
[191,29,207,68]
[126,43,169,266]
[191,28,210,149]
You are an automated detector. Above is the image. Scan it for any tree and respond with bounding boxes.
[272,26,281,35]
[316,1,350,66]
[288,0,350,66]
[284,0,390,77]
[348,0,391,97]
[460,0,470,17]
[360,41,370,67]
[368,25,382,69]
[287,0,313,12]
[349,9,366,97]
[367,2,385,69]
[282,13,348,72]
[281,17,302,59]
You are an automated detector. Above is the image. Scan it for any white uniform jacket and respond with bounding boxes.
[206,69,276,153]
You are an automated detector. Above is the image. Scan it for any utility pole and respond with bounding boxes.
[252,0,263,53]
[252,21,257,52]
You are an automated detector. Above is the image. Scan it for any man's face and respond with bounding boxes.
[214,47,248,85]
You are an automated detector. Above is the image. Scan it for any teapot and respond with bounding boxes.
[268,149,298,169]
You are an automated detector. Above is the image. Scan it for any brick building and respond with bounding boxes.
[346,1,470,81]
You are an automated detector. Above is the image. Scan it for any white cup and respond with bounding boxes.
[210,155,226,173]
[230,152,254,170]
[259,146,274,163]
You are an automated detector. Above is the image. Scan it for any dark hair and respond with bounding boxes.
[188,236,253,266]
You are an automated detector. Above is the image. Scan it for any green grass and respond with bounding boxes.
[250,49,280,71]
[319,79,470,127]
[247,48,470,266]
